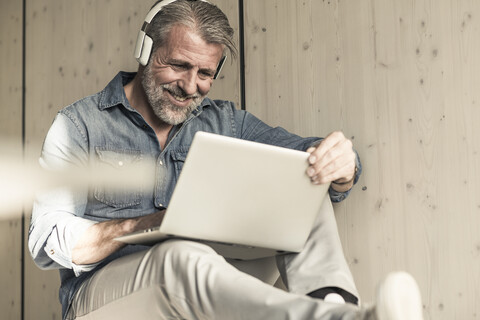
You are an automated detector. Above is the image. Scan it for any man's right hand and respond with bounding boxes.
[72,209,166,265]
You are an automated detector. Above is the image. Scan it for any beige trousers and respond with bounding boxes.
[68,195,360,319]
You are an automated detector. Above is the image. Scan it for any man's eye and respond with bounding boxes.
[171,64,187,70]
[199,71,214,79]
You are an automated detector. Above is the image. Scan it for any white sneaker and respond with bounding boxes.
[324,293,346,305]
[370,271,424,320]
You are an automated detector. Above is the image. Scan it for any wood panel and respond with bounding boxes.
[24,1,150,317]
[244,0,480,319]
[208,0,242,108]
[0,0,23,319]
[24,0,240,319]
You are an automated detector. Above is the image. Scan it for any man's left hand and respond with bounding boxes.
[306,131,356,191]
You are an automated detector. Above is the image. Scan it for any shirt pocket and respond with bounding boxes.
[93,147,143,208]
[171,150,188,179]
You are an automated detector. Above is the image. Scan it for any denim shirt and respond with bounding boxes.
[28,71,361,319]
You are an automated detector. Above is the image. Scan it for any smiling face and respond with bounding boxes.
[141,24,224,125]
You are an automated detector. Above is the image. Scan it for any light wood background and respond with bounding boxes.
[1,0,479,319]
[244,1,480,319]
[0,1,23,319]
[21,0,240,319]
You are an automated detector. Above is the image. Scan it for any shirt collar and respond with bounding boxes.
[98,71,136,111]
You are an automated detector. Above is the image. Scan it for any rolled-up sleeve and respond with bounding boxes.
[328,149,362,202]
[28,112,100,276]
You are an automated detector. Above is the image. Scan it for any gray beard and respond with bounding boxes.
[142,64,205,126]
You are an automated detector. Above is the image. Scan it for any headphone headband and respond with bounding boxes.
[133,0,226,79]
[145,0,182,24]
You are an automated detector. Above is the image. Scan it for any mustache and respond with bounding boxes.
[161,84,200,101]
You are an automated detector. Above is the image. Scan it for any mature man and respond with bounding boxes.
[29,1,423,319]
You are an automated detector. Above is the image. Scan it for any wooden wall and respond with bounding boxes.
[244,0,480,319]
[2,0,479,319]
[21,0,240,319]
[0,1,23,319]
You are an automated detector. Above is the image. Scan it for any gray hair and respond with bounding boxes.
[146,0,237,62]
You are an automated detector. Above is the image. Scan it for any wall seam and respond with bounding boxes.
[238,0,246,110]
[21,0,26,319]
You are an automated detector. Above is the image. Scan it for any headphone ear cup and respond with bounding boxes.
[134,30,146,62]
[137,34,153,66]
[213,56,227,80]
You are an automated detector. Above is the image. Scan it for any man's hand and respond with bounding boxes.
[306,131,356,192]
[72,210,166,265]
[129,210,166,233]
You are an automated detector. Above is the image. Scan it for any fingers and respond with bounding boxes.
[306,131,356,185]
[309,153,355,184]
[308,132,342,164]
[314,155,355,184]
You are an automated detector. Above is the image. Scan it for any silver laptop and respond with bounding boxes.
[115,131,329,260]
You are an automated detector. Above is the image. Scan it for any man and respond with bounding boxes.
[29,1,423,319]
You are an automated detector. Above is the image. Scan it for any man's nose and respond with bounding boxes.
[178,70,198,96]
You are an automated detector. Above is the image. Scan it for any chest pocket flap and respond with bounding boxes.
[170,149,189,178]
[93,147,143,208]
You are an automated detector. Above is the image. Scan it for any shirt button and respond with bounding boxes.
[118,161,124,166]
[50,249,55,255]
[159,160,164,166]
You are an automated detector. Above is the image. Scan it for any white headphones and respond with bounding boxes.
[133,0,227,79]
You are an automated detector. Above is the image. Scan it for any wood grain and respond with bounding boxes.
[0,0,23,318]
[208,0,242,108]
[10,0,480,318]
[23,0,240,319]
[244,0,480,319]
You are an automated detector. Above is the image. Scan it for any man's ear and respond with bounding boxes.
[137,63,146,73]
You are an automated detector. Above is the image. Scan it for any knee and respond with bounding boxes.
[149,240,222,273]
[154,239,217,256]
